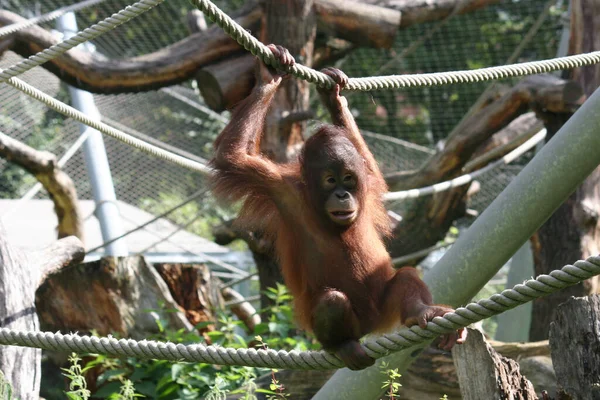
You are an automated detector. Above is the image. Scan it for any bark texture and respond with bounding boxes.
[453,329,538,400]
[0,224,83,400]
[549,295,600,400]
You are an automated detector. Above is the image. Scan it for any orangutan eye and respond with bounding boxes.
[343,174,356,188]
[323,175,336,189]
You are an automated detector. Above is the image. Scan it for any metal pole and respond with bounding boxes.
[313,86,600,399]
[56,13,128,256]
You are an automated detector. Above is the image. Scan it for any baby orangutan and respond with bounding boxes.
[211,45,466,370]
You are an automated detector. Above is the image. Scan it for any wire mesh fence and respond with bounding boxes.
[0,0,566,253]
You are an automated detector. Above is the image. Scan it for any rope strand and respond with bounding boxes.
[1,255,598,369]
[189,0,600,91]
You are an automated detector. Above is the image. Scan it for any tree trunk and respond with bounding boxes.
[36,256,198,338]
[453,329,538,400]
[0,223,84,400]
[529,0,600,341]
[246,0,316,310]
[549,295,600,400]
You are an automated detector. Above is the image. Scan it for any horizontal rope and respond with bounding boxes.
[6,69,544,202]
[1,254,598,370]
[383,129,547,201]
[0,0,108,39]
[0,0,164,83]
[4,75,213,175]
[191,0,600,91]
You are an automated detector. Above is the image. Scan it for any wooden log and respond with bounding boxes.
[385,75,583,259]
[453,329,539,399]
[314,0,401,49]
[35,256,196,338]
[0,132,83,242]
[0,7,261,93]
[364,0,503,28]
[0,223,83,400]
[386,75,583,191]
[153,263,221,333]
[221,286,261,332]
[464,112,543,172]
[549,295,600,399]
[196,54,255,112]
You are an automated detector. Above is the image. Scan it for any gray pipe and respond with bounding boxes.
[56,13,128,257]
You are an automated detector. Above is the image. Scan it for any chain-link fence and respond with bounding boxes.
[0,0,566,249]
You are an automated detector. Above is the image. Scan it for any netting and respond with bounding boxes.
[0,0,566,259]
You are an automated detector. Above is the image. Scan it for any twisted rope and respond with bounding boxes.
[4,75,212,175]
[190,0,600,91]
[0,0,164,83]
[1,255,598,370]
[0,0,109,39]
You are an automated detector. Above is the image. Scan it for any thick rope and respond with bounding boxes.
[0,0,165,83]
[0,0,109,39]
[190,0,600,91]
[383,129,547,201]
[1,254,598,370]
[4,75,212,175]
[4,70,545,199]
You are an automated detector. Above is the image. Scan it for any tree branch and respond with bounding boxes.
[0,132,84,242]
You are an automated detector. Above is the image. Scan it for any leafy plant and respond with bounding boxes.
[380,361,402,400]
[63,354,91,400]
[81,285,314,399]
[0,369,14,400]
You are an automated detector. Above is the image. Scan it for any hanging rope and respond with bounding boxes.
[190,0,600,91]
[0,0,164,83]
[0,0,109,39]
[1,255,598,370]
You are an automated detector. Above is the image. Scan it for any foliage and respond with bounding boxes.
[0,369,14,400]
[63,354,92,400]
[380,361,402,400]
[0,86,72,198]
[78,285,316,399]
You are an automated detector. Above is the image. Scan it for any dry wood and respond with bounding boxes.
[464,112,543,172]
[153,263,220,334]
[385,75,583,258]
[0,224,83,400]
[0,132,83,241]
[453,329,538,399]
[549,295,600,399]
[196,54,255,112]
[0,8,261,93]
[221,286,261,332]
[386,75,583,191]
[489,339,550,360]
[35,256,195,338]
[364,0,503,27]
[314,0,400,49]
